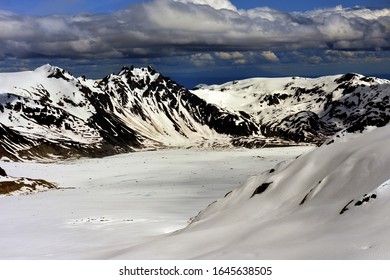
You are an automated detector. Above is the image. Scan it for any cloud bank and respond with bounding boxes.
[0,0,389,63]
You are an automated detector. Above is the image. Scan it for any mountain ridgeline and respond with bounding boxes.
[0,65,389,161]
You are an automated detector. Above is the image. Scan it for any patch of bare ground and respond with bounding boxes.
[0,178,57,195]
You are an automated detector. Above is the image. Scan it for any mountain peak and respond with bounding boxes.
[147,65,156,74]
[34,63,56,73]
[118,66,134,75]
[34,64,75,81]
[117,65,155,75]
[115,65,160,84]
[334,72,364,84]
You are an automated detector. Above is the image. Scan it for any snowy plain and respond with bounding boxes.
[0,146,311,259]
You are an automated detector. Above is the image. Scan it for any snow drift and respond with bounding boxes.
[113,125,390,259]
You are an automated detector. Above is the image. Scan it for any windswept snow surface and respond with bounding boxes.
[114,125,390,259]
[0,147,309,259]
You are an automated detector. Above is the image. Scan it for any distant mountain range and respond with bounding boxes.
[193,73,390,142]
[0,64,389,161]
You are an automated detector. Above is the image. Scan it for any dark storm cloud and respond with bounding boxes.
[0,1,389,60]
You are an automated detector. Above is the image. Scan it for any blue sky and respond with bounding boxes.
[1,0,388,14]
[0,0,389,87]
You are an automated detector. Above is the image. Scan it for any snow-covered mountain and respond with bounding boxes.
[1,65,389,161]
[193,73,390,143]
[0,65,256,161]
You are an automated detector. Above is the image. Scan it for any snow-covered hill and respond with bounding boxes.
[113,125,390,259]
[1,65,389,160]
[193,73,390,143]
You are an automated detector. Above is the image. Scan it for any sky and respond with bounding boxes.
[0,0,389,87]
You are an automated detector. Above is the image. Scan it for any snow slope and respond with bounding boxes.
[0,65,100,143]
[112,125,390,259]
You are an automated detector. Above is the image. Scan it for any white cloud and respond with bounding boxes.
[233,59,248,65]
[143,1,231,32]
[325,50,357,59]
[324,50,390,63]
[318,14,364,41]
[215,51,245,60]
[191,53,215,67]
[260,51,279,62]
[306,56,323,64]
[173,0,237,11]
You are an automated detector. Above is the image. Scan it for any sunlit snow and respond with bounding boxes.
[0,146,310,259]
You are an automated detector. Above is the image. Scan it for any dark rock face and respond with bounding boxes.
[340,193,378,215]
[251,182,272,197]
[47,68,71,81]
[340,200,355,215]
[261,111,336,143]
[0,167,6,176]
[180,91,258,137]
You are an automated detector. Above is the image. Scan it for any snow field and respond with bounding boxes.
[0,146,311,259]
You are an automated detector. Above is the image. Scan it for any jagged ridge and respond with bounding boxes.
[1,65,389,161]
[0,65,257,160]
